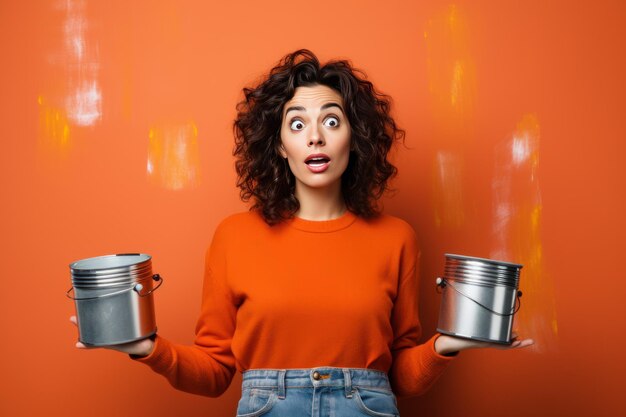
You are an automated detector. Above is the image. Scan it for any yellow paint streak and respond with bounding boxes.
[424,4,476,125]
[531,205,541,230]
[147,121,201,190]
[448,4,458,29]
[451,60,464,107]
[38,95,71,150]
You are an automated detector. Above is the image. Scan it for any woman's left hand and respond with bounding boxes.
[434,332,534,356]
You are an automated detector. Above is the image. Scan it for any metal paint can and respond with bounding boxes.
[436,254,523,344]
[67,254,163,346]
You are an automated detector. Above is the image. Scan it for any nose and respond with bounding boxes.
[307,125,325,147]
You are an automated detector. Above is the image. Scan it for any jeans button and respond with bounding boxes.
[312,371,321,380]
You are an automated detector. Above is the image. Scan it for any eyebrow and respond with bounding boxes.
[284,102,344,116]
[321,103,344,112]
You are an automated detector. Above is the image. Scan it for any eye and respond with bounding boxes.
[323,116,340,128]
[289,119,305,131]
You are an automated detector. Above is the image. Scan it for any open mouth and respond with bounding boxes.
[305,157,330,166]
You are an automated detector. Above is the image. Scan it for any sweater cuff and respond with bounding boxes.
[427,333,458,362]
[130,335,173,373]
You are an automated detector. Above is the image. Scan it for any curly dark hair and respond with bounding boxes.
[233,49,405,225]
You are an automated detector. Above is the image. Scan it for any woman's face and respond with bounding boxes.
[279,84,351,193]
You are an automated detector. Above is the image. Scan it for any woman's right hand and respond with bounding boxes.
[69,316,155,357]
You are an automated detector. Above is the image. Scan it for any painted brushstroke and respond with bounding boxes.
[424,4,476,125]
[38,95,71,151]
[62,0,102,126]
[147,122,201,190]
[491,114,558,352]
[433,151,465,228]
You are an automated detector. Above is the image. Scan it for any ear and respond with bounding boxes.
[278,143,287,159]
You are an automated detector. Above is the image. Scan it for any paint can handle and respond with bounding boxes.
[435,277,522,317]
[135,274,164,297]
[66,274,164,301]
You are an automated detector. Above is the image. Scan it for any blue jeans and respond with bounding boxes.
[236,367,400,417]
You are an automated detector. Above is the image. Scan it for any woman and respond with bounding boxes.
[71,49,533,416]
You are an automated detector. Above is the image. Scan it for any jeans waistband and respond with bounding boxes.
[241,367,391,400]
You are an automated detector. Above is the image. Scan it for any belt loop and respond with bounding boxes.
[343,369,353,398]
[277,370,286,400]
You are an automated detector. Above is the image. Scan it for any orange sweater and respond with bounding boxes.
[134,210,454,398]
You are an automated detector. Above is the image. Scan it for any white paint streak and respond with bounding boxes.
[175,131,188,159]
[437,152,448,182]
[147,123,200,190]
[492,129,540,260]
[64,15,86,60]
[512,134,531,166]
[66,81,101,125]
[491,178,512,262]
[62,0,102,126]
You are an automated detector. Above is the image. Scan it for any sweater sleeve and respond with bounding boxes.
[131,224,237,397]
[388,250,455,398]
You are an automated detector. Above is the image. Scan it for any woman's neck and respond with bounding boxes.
[294,181,346,221]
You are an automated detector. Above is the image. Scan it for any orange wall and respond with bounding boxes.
[1,1,624,416]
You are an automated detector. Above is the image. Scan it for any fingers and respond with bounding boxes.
[516,338,535,348]
[508,330,535,349]
[503,338,534,350]
[437,333,535,353]
[69,316,90,349]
